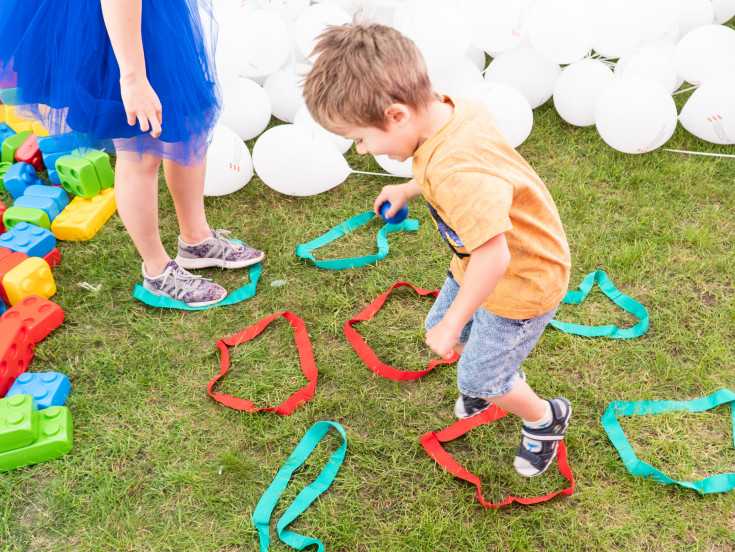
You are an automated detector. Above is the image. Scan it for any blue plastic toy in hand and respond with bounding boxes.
[379,201,409,224]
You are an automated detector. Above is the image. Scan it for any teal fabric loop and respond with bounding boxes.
[252,421,347,552]
[295,210,419,270]
[549,270,648,338]
[602,389,735,494]
[133,262,261,311]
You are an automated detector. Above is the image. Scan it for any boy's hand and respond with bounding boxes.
[425,319,461,360]
[373,179,421,217]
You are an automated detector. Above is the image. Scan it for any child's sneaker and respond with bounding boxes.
[454,371,526,419]
[175,228,264,270]
[514,397,572,477]
[142,260,227,307]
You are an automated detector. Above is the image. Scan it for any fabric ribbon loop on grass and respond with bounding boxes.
[252,421,347,552]
[344,282,459,381]
[549,270,648,339]
[133,262,261,311]
[295,210,419,270]
[420,405,575,507]
[208,311,317,415]
[601,388,735,494]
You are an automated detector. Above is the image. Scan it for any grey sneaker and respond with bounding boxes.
[514,397,572,477]
[175,228,264,269]
[142,260,227,307]
[454,371,527,419]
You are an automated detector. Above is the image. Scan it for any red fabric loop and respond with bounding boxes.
[343,282,459,381]
[420,405,575,507]
[208,312,317,415]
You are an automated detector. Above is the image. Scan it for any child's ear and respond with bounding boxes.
[385,104,411,127]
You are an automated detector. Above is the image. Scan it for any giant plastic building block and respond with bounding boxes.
[15,133,44,171]
[0,123,15,146]
[2,130,31,163]
[0,161,11,192]
[41,151,69,173]
[24,184,69,212]
[51,188,116,241]
[0,395,37,453]
[0,318,34,396]
[2,161,42,199]
[37,133,81,155]
[47,169,61,185]
[0,405,73,472]
[2,206,51,230]
[0,247,29,305]
[0,295,64,343]
[73,148,114,189]
[13,196,60,223]
[7,373,70,410]
[31,122,49,138]
[55,155,101,198]
[0,222,56,257]
[3,257,56,305]
[42,248,61,270]
[0,200,5,234]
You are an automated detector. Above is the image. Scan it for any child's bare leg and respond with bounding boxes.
[162,158,211,244]
[114,151,169,276]
[483,378,547,422]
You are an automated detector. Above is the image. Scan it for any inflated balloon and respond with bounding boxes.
[641,39,685,91]
[595,77,677,154]
[458,81,533,147]
[712,0,735,24]
[465,45,487,72]
[677,0,715,38]
[429,59,483,96]
[526,0,595,64]
[615,47,678,93]
[204,124,253,197]
[679,76,735,144]
[239,8,291,79]
[252,124,351,196]
[220,77,272,141]
[257,0,310,19]
[213,7,249,87]
[455,0,526,55]
[374,154,414,178]
[553,59,614,127]
[263,63,311,123]
[675,24,735,85]
[483,47,561,109]
[638,0,685,40]
[295,2,352,61]
[394,0,471,72]
[591,0,644,59]
[294,105,353,154]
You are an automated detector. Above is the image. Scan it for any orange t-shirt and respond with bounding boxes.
[412,97,571,319]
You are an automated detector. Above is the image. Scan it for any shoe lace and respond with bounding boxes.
[160,265,212,296]
[212,228,244,259]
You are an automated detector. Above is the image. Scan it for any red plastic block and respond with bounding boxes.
[0,248,29,306]
[0,318,34,396]
[0,201,6,234]
[15,133,44,172]
[0,295,64,344]
[42,248,61,269]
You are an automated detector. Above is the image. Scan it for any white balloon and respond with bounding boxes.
[712,0,735,24]
[214,8,249,87]
[641,39,685,91]
[455,0,526,55]
[255,0,310,19]
[553,59,614,127]
[238,8,291,78]
[675,24,735,85]
[662,25,682,44]
[394,0,471,72]
[219,78,272,141]
[429,58,483,96]
[293,105,353,154]
[526,0,595,64]
[638,0,685,40]
[295,3,352,61]
[591,0,643,59]
[678,0,715,37]
[373,154,414,178]
[465,45,487,72]
[483,47,561,109]
[252,124,351,196]
[679,75,735,144]
[458,81,533,147]
[357,5,396,26]
[595,77,677,154]
[262,63,310,123]
[204,124,253,196]
[615,47,678,94]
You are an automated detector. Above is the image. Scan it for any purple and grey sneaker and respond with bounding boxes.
[175,228,265,270]
[142,260,227,307]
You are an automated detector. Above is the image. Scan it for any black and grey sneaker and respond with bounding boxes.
[513,397,572,477]
[454,371,527,419]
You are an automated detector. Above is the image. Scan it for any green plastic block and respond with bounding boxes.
[2,130,32,164]
[74,148,114,190]
[0,395,38,453]
[0,405,73,472]
[3,205,51,230]
[55,155,101,199]
[0,161,11,192]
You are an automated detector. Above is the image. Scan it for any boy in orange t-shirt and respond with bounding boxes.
[303,23,572,477]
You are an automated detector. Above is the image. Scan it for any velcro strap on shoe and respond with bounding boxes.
[207,312,317,415]
[521,425,566,441]
[344,282,458,380]
[516,445,552,467]
[420,405,575,507]
[295,210,419,270]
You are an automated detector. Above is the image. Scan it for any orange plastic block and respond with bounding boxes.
[0,247,29,306]
[15,133,44,171]
[0,295,64,344]
[0,318,34,396]
[51,187,116,241]
[3,257,56,305]
[42,248,61,269]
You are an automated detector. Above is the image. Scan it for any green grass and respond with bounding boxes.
[2,89,735,551]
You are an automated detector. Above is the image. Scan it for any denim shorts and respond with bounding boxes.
[425,273,558,399]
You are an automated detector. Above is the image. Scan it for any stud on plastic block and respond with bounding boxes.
[2,130,31,164]
[2,161,42,199]
[55,155,101,198]
[0,405,73,472]
[0,318,34,396]
[0,394,38,453]
[0,222,56,257]
[0,295,64,344]
[7,372,70,410]
[3,257,56,305]
[2,205,51,230]
[51,188,116,241]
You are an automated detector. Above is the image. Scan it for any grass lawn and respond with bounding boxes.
[1,90,734,551]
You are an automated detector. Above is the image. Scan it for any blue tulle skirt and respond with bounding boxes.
[0,0,220,165]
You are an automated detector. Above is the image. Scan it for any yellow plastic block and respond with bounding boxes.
[6,120,34,133]
[4,107,25,124]
[0,105,6,123]
[31,122,49,138]
[3,257,56,305]
[51,187,116,241]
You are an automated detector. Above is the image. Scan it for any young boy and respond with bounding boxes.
[303,23,572,477]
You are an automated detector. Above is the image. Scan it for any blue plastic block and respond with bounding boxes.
[3,162,42,199]
[14,195,60,222]
[0,301,6,316]
[0,222,56,257]
[24,184,69,211]
[6,372,70,410]
[0,123,14,145]
[37,133,82,155]
[41,151,69,171]
[47,169,60,185]
[0,88,20,105]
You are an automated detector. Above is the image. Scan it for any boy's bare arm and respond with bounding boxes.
[425,232,510,359]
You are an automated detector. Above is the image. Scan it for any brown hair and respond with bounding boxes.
[302,22,436,132]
